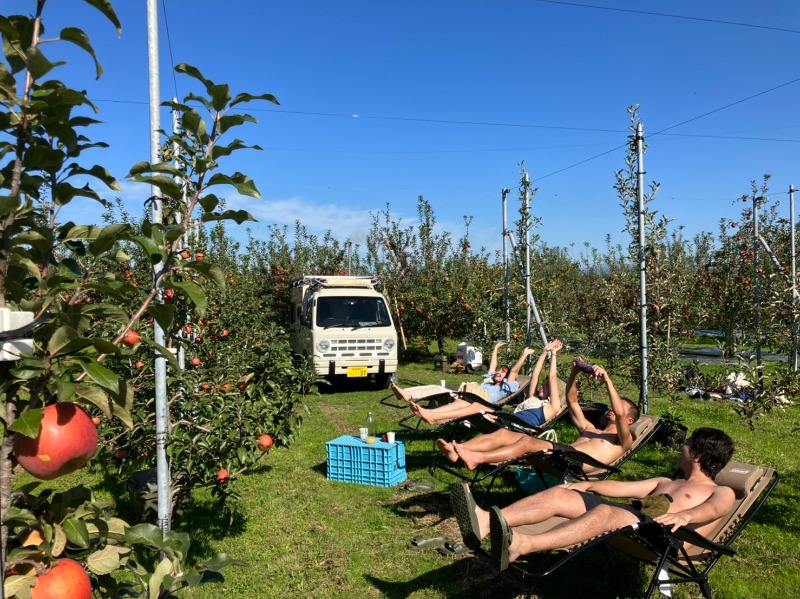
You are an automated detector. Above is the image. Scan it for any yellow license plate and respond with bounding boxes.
[347,366,368,378]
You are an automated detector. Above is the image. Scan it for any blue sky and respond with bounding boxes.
[7,0,800,257]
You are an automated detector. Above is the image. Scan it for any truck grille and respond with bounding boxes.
[325,338,388,357]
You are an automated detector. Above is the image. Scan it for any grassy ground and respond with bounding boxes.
[159,357,799,599]
[31,356,799,598]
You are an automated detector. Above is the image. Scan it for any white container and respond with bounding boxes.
[456,343,483,369]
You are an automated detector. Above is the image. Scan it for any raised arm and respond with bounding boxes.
[546,341,562,414]
[566,356,592,432]
[488,341,507,373]
[507,346,534,383]
[593,365,634,451]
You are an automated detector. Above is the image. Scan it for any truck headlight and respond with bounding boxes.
[383,338,395,351]
[317,339,330,352]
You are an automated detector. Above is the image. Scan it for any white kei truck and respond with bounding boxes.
[290,276,398,388]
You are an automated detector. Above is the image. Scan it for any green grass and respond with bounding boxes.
[27,357,800,598]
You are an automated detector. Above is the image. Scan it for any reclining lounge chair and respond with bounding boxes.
[506,459,779,599]
[431,414,661,504]
[395,375,532,435]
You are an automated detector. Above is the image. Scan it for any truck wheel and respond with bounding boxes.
[375,374,392,389]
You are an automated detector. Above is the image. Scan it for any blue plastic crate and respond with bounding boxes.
[326,435,406,487]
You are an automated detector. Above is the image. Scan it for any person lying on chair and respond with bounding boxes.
[439,357,639,472]
[450,427,736,570]
[433,339,564,454]
[391,341,532,423]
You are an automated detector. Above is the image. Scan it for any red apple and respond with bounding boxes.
[122,330,140,347]
[91,416,102,426]
[115,449,126,460]
[216,468,230,485]
[190,357,202,366]
[257,434,273,451]
[31,558,92,599]
[13,404,98,480]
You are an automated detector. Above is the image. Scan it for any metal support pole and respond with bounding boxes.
[146,0,172,535]
[753,196,764,387]
[502,189,511,343]
[523,172,532,347]
[791,185,798,372]
[635,124,649,414]
[505,231,548,347]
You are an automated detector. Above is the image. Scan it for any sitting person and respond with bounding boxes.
[391,341,532,424]
[450,427,736,570]
[440,357,639,473]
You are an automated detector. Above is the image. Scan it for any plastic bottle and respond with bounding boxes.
[365,412,376,444]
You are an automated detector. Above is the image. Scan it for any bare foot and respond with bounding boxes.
[392,382,412,402]
[436,439,458,463]
[453,440,481,471]
[410,402,436,425]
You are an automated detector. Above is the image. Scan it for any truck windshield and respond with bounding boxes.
[316,297,392,328]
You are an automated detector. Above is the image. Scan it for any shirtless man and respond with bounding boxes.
[445,357,639,472]
[450,427,736,570]
[391,341,533,424]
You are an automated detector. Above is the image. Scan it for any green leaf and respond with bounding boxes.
[200,209,256,225]
[164,530,191,560]
[183,262,226,290]
[56,377,77,402]
[147,304,175,332]
[3,574,35,598]
[75,384,111,418]
[149,557,175,599]
[25,45,61,80]
[171,280,207,313]
[86,545,130,575]
[128,175,183,200]
[8,409,43,438]
[199,552,248,572]
[208,83,231,112]
[47,325,80,356]
[198,194,219,213]
[206,172,260,198]
[230,92,280,108]
[60,27,103,79]
[81,361,120,393]
[125,523,165,549]
[63,518,90,548]
[82,0,123,35]
[174,63,213,89]
[52,522,67,556]
[89,223,129,255]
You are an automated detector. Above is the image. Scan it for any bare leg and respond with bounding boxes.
[454,436,551,471]
[410,398,485,424]
[458,428,524,452]
[506,503,639,564]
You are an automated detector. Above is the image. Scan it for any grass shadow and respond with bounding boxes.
[365,557,525,599]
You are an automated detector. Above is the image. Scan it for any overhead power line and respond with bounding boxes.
[531,0,800,35]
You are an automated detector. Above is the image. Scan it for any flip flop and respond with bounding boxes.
[450,483,482,551]
[407,536,448,550]
[436,541,473,556]
[489,506,513,571]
